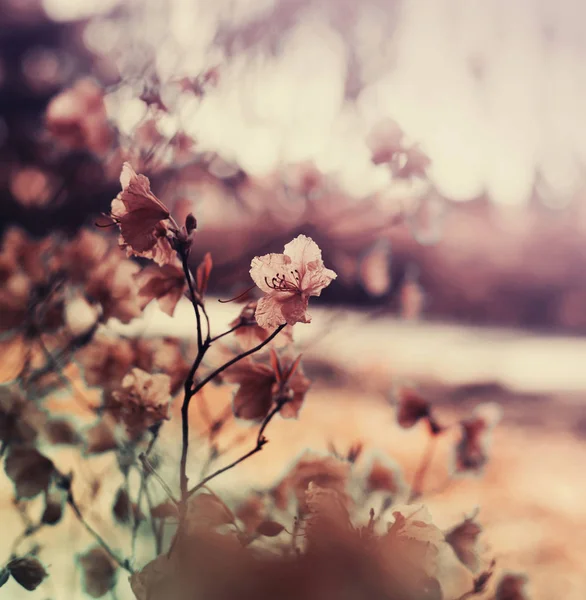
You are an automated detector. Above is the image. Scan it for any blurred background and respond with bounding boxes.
[1,0,586,598]
[3,0,586,331]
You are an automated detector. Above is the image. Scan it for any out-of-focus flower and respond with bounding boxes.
[84,252,142,324]
[148,338,191,396]
[395,387,442,434]
[379,506,445,600]
[445,514,483,572]
[249,234,336,329]
[45,78,113,154]
[303,482,353,546]
[110,163,174,265]
[107,368,171,438]
[394,145,431,180]
[495,573,530,600]
[367,119,404,166]
[135,260,186,316]
[223,351,310,421]
[271,453,350,513]
[0,229,55,334]
[366,458,405,495]
[9,167,54,207]
[454,403,502,475]
[77,334,135,388]
[64,294,99,336]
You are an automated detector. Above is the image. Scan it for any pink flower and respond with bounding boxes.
[249,235,336,329]
[110,163,174,265]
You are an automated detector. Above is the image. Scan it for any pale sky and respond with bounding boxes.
[47,0,586,207]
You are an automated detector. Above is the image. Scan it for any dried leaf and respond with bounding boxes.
[445,516,483,572]
[195,252,213,297]
[135,262,185,317]
[130,554,176,600]
[150,500,179,520]
[0,333,28,384]
[41,488,66,525]
[187,493,235,529]
[0,569,9,588]
[495,573,529,600]
[269,349,282,382]
[4,447,55,499]
[79,547,118,598]
[7,557,48,591]
[256,520,285,537]
[112,487,141,525]
[395,388,431,429]
[45,419,82,446]
[85,420,118,454]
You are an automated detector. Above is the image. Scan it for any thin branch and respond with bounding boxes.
[138,453,178,505]
[180,253,204,352]
[191,324,286,397]
[187,399,283,498]
[209,322,243,343]
[130,470,147,562]
[179,323,284,499]
[200,303,212,343]
[143,483,163,555]
[67,493,132,573]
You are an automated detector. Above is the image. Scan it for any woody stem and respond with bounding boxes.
[408,431,438,503]
[186,399,284,498]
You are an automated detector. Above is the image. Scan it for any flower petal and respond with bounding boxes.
[283,234,322,266]
[300,261,337,297]
[255,292,309,329]
[250,253,293,293]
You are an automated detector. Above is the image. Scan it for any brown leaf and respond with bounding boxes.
[79,547,118,598]
[495,573,530,600]
[0,333,28,384]
[85,419,118,454]
[135,262,185,317]
[395,387,431,429]
[7,557,48,591]
[150,500,179,520]
[112,487,141,525]
[45,419,82,446]
[256,521,285,537]
[4,447,55,499]
[0,568,9,588]
[445,516,483,571]
[195,252,213,297]
[366,459,403,494]
[41,494,64,525]
[187,493,235,529]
